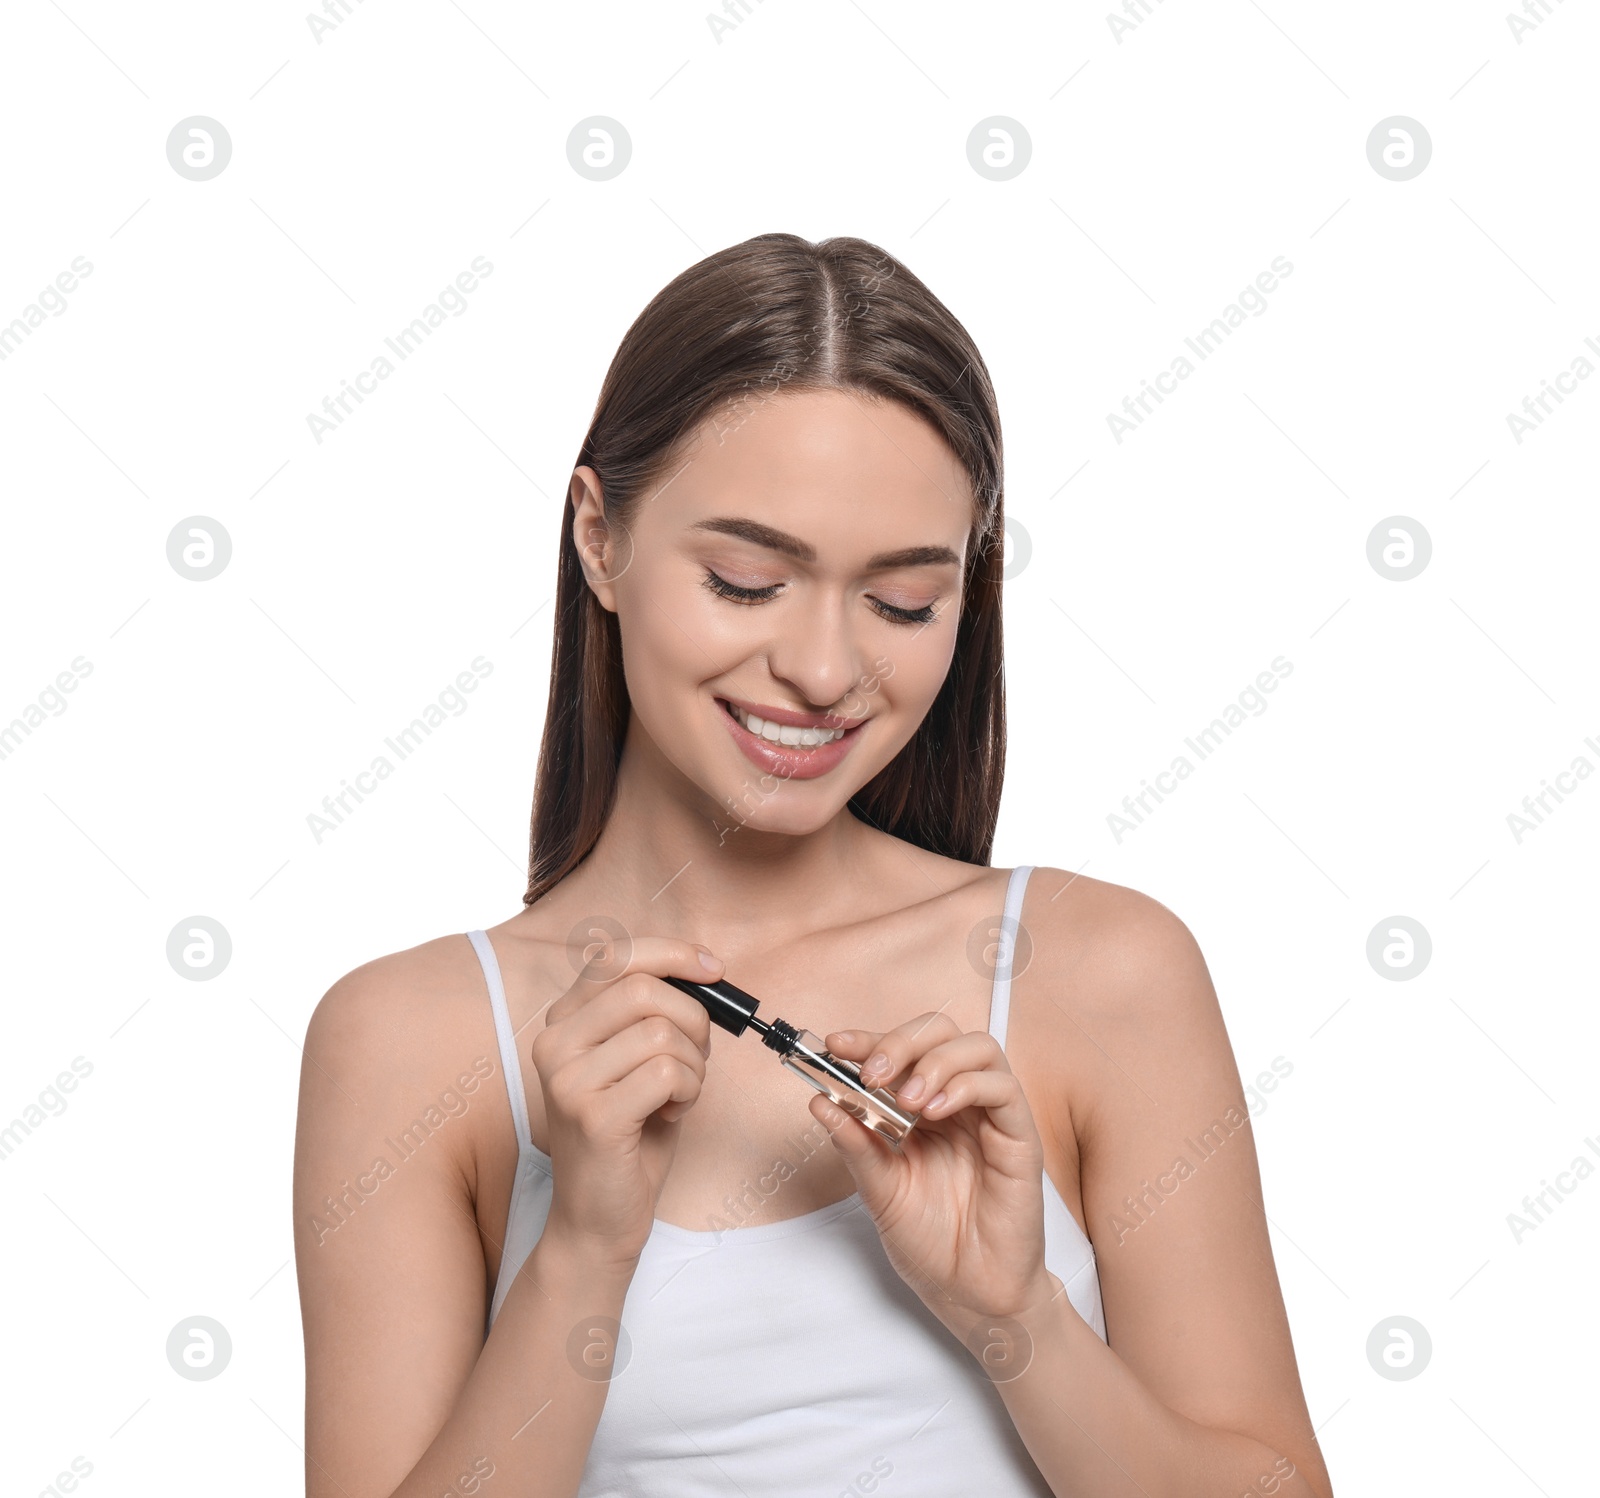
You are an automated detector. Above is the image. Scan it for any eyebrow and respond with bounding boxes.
[688,516,961,571]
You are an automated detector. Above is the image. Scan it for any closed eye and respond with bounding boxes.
[700,568,938,627]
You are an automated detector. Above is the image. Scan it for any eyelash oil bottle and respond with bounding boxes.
[661,972,921,1147]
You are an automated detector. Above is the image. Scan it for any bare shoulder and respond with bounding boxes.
[1024,864,1209,1017]
[299,930,507,1190]
[1022,866,1211,995]
[1011,864,1222,1145]
[309,929,489,1034]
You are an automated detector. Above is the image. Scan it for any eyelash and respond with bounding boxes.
[700,568,939,627]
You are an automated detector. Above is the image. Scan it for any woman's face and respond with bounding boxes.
[572,387,975,838]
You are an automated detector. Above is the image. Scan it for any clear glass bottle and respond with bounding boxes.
[762,1020,920,1148]
[660,972,922,1148]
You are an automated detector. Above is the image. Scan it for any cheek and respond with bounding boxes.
[898,652,952,714]
[852,633,954,720]
[615,566,741,693]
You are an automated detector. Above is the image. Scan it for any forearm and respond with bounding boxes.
[973,1276,1323,1498]
[386,1235,634,1498]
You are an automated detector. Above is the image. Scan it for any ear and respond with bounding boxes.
[570,465,620,613]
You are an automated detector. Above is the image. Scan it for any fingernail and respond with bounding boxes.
[834,1031,855,1046]
[865,1051,889,1078]
[898,1074,925,1102]
[925,1090,947,1111]
[698,948,719,972]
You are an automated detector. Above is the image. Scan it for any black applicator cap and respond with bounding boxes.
[660,974,763,1037]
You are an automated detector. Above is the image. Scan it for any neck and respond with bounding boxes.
[544,715,887,954]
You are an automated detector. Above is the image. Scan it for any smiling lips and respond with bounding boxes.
[715,695,867,779]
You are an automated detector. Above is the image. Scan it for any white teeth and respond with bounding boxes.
[726,702,844,747]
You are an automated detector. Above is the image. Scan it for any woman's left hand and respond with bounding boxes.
[811,1015,1058,1338]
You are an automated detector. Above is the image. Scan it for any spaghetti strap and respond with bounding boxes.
[466,929,533,1156]
[986,865,1034,1053]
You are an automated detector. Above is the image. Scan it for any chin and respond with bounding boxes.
[703,765,862,839]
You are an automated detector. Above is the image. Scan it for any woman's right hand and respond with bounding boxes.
[529,936,722,1271]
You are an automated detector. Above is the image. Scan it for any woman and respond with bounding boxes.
[294,232,1333,1498]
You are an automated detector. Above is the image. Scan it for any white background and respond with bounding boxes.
[2,1,1596,1493]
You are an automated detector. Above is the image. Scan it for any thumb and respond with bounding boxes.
[808,1092,901,1192]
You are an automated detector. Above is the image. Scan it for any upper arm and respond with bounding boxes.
[293,957,489,1498]
[1045,879,1332,1496]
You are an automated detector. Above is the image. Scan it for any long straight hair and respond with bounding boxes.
[524,232,1007,906]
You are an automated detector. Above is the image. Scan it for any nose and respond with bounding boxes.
[762,591,875,717]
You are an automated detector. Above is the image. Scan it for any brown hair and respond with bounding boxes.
[523,231,1007,906]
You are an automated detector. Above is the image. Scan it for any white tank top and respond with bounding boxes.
[467,864,1106,1497]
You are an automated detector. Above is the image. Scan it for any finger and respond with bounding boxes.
[823,1029,883,1066]
[537,985,711,1094]
[566,1012,709,1094]
[550,935,724,1026]
[575,931,725,987]
[908,1067,1036,1140]
[596,1054,704,1133]
[826,1012,963,1090]
[552,966,715,1058]
[808,1090,902,1193]
[879,1032,1008,1113]
[576,936,725,998]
